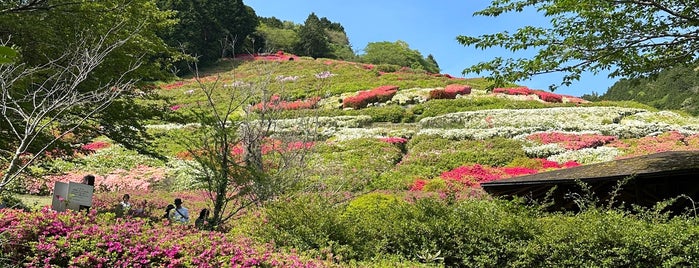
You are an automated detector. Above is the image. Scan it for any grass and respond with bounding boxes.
[17,194,52,210]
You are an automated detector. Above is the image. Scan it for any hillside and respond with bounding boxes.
[6,55,699,267]
[599,64,699,115]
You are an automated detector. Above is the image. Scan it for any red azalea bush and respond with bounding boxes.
[429,84,472,100]
[160,81,188,90]
[0,208,328,267]
[410,159,580,191]
[342,85,398,109]
[81,141,111,152]
[493,87,532,95]
[527,132,617,150]
[177,139,315,161]
[252,95,321,112]
[235,51,299,62]
[534,91,563,103]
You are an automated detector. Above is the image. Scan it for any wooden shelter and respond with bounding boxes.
[481,151,699,212]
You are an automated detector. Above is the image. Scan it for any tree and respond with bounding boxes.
[458,0,699,90]
[296,12,331,58]
[361,41,439,73]
[426,54,440,73]
[0,0,175,194]
[0,26,140,193]
[184,56,325,230]
[157,0,258,65]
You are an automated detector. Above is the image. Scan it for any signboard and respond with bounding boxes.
[51,182,69,212]
[66,182,94,211]
[51,181,94,211]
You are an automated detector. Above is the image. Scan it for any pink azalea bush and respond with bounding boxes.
[29,165,167,195]
[0,208,329,267]
[527,132,617,150]
[342,85,398,109]
[379,137,408,144]
[493,87,566,103]
[252,95,321,112]
[610,131,699,158]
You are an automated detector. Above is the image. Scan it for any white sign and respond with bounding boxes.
[51,182,69,212]
[66,182,94,210]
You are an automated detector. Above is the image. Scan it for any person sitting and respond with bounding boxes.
[132,200,147,217]
[120,194,132,212]
[163,204,175,220]
[195,208,210,230]
[171,198,189,224]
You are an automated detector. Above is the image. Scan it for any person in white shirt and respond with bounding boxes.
[171,198,189,223]
[120,194,132,212]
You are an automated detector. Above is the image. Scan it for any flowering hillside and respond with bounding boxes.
[5,55,699,267]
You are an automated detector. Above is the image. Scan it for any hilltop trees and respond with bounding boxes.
[157,0,258,65]
[296,13,332,59]
[255,13,355,60]
[458,0,699,90]
[361,41,440,73]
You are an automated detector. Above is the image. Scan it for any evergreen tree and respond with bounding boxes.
[426,54,440,73]
[296,12,330,58]
[158,0,258,65]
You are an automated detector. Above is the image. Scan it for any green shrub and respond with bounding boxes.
[375,64,401,73]
[362,105,406,123]
[307,138,403,192]
[340,192,408,260]
[256,193,350,258]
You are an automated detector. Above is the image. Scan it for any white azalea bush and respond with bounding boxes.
[331,127,415,142]
[418,107,647,130]
[417,127,547,140]
[547,146,621,165]
[389,87,432,105]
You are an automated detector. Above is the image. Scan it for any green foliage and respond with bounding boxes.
[361,41,439,73]
[256,194,349,256]
[340,193,407,260]
[409,96,554,121]
[77,145,165,174]
[296,13,331,58]
[1,0,176,81]
[307,138,404,192]
[459,0,699,90]
[602,64,699,115]
[373,136,526,190]
[158,0,258,65]
[254,23,299,53]
[0,45,17,64]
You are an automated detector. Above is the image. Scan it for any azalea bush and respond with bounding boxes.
[0,208,329,267]
[610,131,699,157]
[526,132,617,150]
[307,138,404,192]
[252,94,321,112]
[409,159,580,191]
[342,85,399,109]
[372,136,526,190]
[428,84,472,100]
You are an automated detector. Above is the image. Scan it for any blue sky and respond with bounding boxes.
[245,0,614,97]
